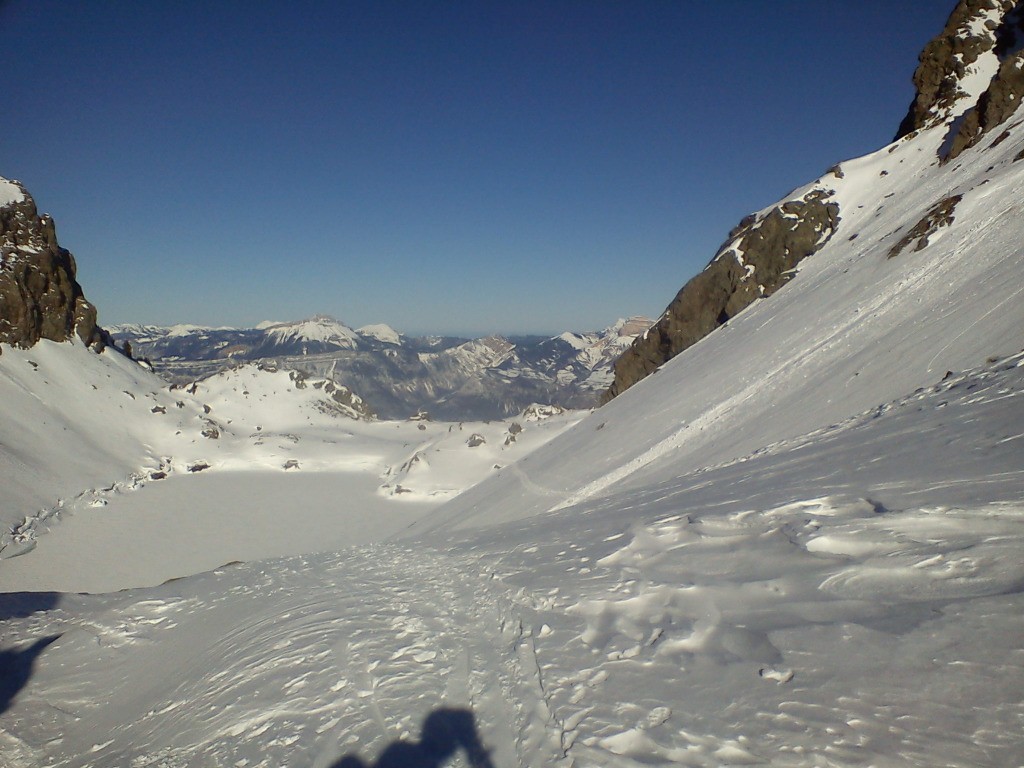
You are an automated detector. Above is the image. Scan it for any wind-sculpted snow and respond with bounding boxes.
[1,353,1022,766]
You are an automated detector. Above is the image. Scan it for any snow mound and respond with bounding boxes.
[357,323,403,345]
[0,176,26,208]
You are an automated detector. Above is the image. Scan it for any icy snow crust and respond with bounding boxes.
[2,68,1024,768]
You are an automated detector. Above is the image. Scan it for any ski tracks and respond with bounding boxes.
[319,545,570,767]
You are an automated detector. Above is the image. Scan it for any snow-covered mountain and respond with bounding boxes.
[255,315,362,355]
[111,315,652,420]
[1,2,1023,767]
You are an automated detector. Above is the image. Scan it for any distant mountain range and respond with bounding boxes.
[110,315,652,420]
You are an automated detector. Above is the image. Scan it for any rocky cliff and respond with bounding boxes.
[605,0,1023,402]
[895,0,1024,161]
[0,176,103,351]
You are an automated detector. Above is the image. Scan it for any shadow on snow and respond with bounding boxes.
[0,591,61,715]
[331,707,496,768]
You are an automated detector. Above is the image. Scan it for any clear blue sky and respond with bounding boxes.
[2,1,954,336]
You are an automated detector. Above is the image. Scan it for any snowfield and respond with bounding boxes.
[2,9,1024,765]
[1,351,1021,767]
[0,343,582,592]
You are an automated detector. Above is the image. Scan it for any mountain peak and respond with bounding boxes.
[357,323,403,345]
[895,0,1024,147]
[258,315,360,352]
[0,174,103,350]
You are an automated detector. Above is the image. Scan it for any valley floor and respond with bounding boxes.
[0,472,434,594]
[1,355,1022,767]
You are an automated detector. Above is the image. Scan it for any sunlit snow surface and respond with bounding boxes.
[0,178,24,209]
[1,353,1022,767]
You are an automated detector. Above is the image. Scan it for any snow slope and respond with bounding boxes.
[424,112,1024,532]
[1,351,1020,767]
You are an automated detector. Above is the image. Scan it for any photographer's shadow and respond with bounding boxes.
[331,707,495,768]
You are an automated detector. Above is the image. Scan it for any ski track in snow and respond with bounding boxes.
[4,498,1023,766]
[2,354,1023,767]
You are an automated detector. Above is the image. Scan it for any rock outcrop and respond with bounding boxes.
[947,3,1024,158]
[604,189,839,401]
[0,176,103,351]
[894,0,1024,159]
[606,0,1024,403]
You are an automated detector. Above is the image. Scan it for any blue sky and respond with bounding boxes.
[2,1,954,336]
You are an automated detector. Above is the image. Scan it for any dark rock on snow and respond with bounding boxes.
[604,190,840,401]
[605,0,1023,402]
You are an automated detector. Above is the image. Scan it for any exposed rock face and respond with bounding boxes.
[887,195,963,258]
[0,176,102,350]
[604,189,839,401]
[947,3,1024,157]
[894,0,1024,159]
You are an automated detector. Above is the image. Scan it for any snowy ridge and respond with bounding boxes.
[258,315,361,352]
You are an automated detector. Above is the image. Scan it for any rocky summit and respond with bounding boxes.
[895,0,1024,159]
[0,176,103,351]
